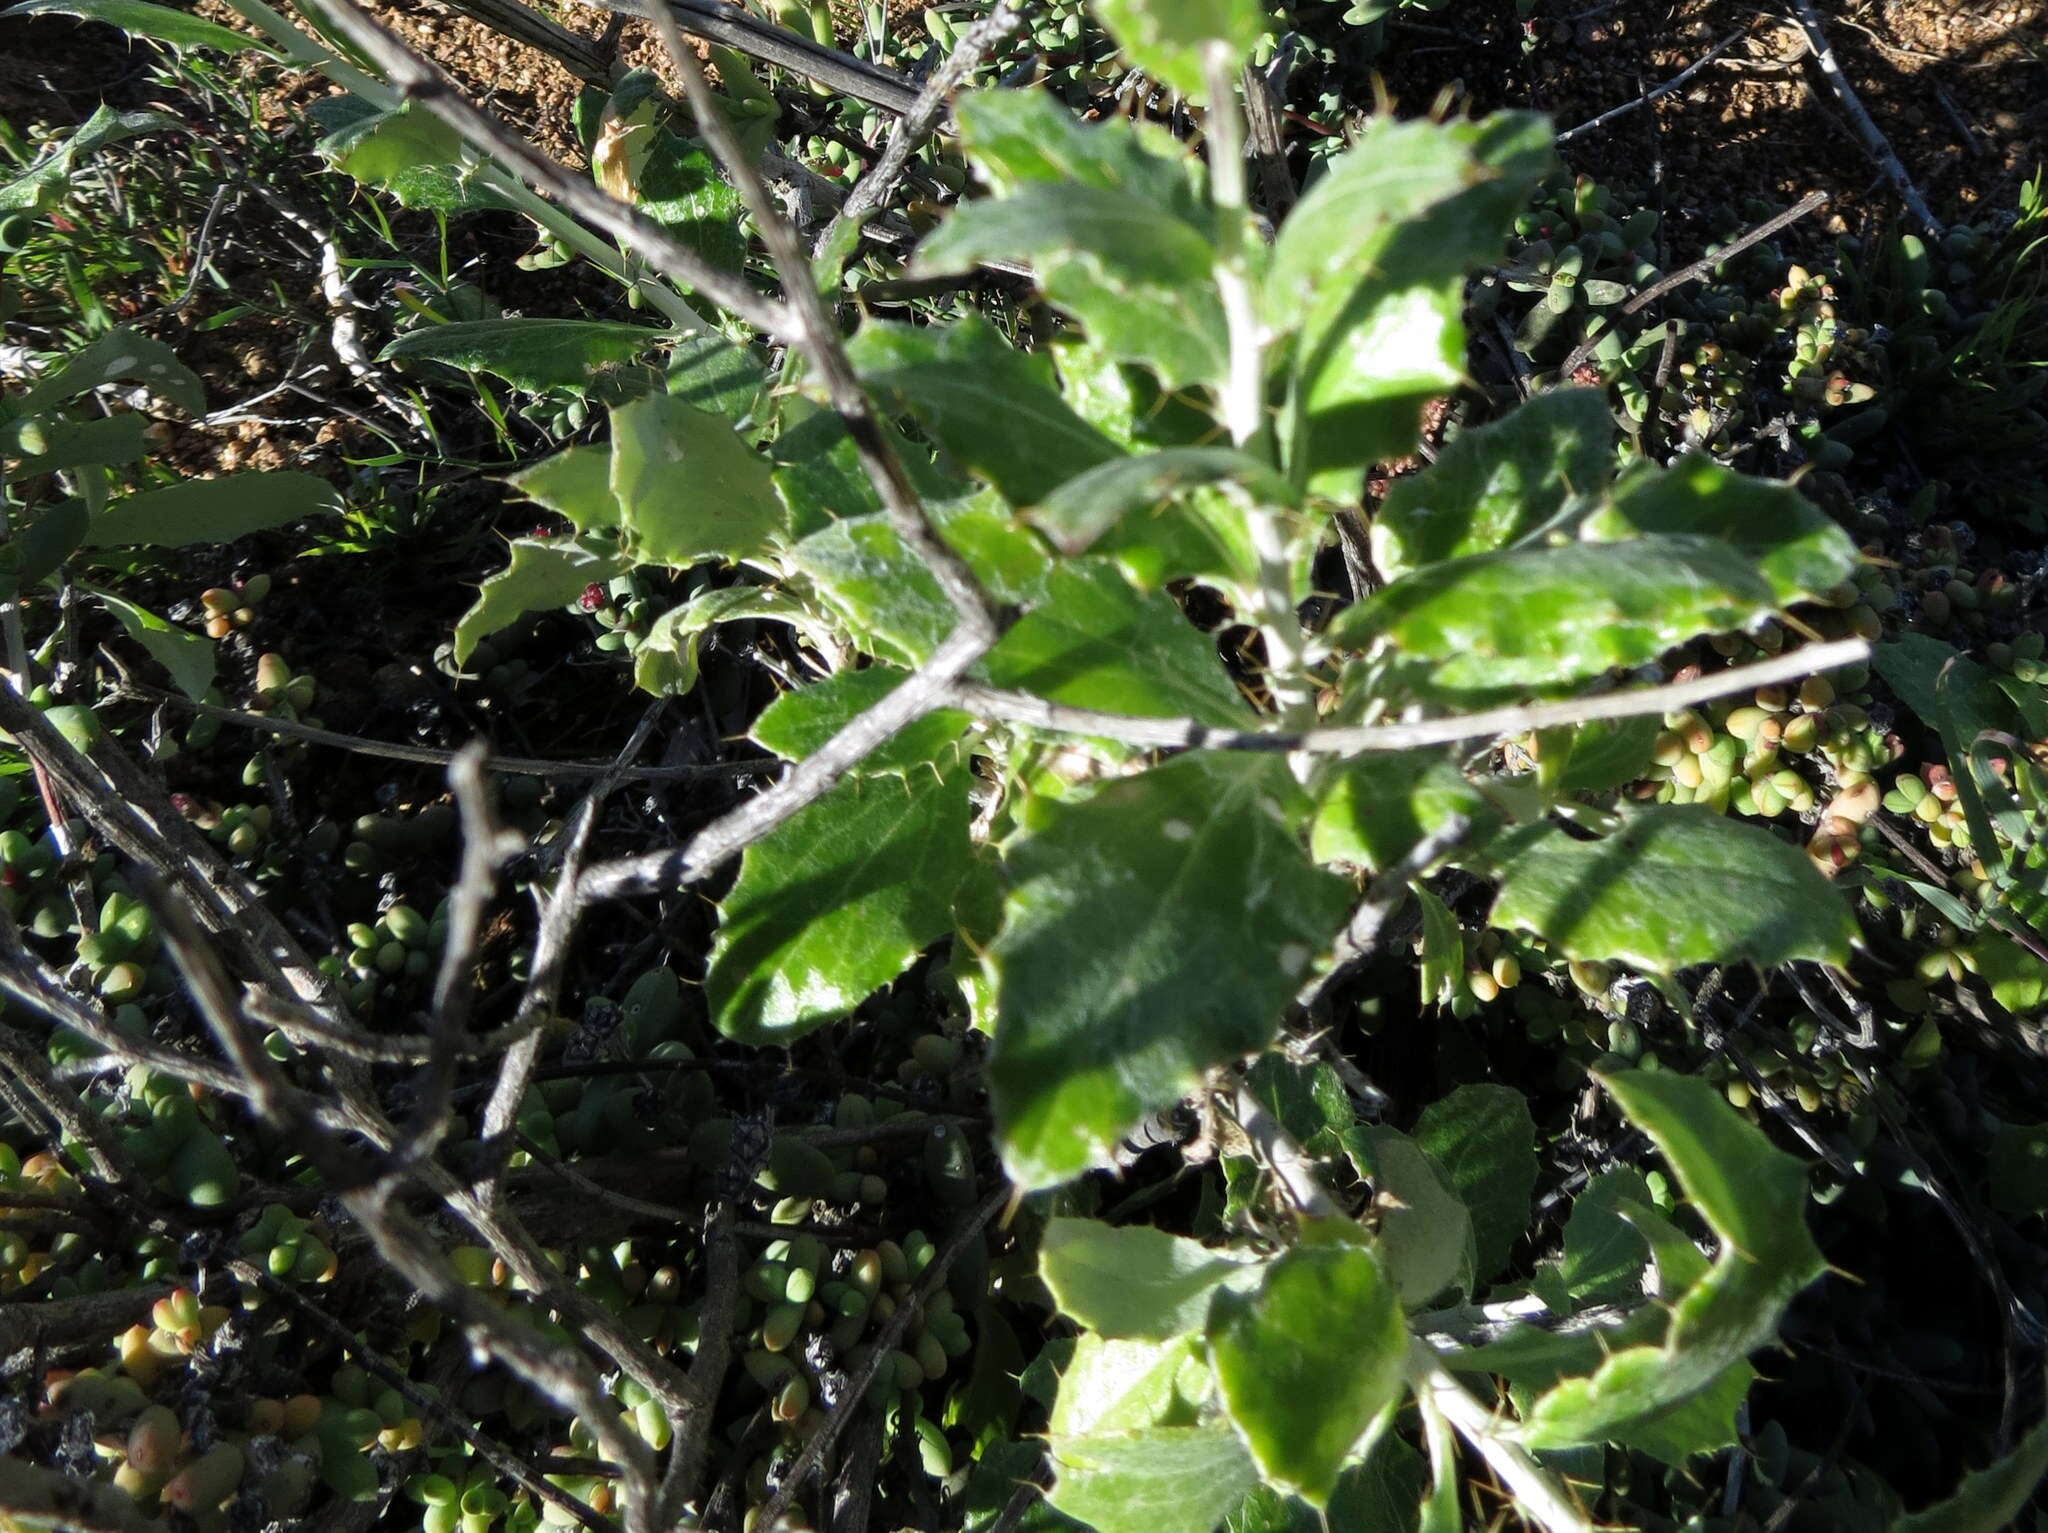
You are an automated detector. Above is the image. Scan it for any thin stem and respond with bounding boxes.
[1203,50,1312,731]
[1408,1340,1598,1533]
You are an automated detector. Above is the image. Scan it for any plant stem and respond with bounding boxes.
[1407,1339,1597,1533]
[1203,49,1314,732]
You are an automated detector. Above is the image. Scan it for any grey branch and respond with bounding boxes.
[1788,0,1944,237]
[945,638,1870,759]
[315,0,789,339]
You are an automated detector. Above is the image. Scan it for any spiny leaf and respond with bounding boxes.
[608,392,784,566]
[453,534,630,667]
[1520,1070,1826,1449]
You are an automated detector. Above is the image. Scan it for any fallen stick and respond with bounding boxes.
[1787,0,1944,236]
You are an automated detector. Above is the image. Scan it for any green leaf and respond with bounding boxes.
[315,101,504,213]
[82,472,340,548]
[1026,448,1288,558]
[791,496,1050,667]
[849,317,1123,506]
[1309,749,1504,872]
[666,333,767,420]
[21,325,204,415]
[7,0,274,53]
[1207,1239,1406,1505]
[1049,1422,1260,1533]
[1414,882,1462,1011]
[1872,634,2016,739]
[916,187,1228,394]
[1330,535,1781,707]
[636,127,747,274]
[453,534,630,667]
[0,104,181,214]
[942,88,1206,214]
[507,445,621,534]
[988,755,1351,1189]
[1353,1127,1475,1307]
[1049,1333,1212,1437]
[381,319,664,394]
[1412,1084,1537,1284]
[630,586,832,698]
[1521,1070,1826,1449]
[706,767,973,1044]
[0,412,149,477]
[0,501,88,599]
[749,667,970,775]
[1895,1410,2048,1532]
[1371,389,1613,580]
[923,97,1226,391]
[1548,715,1661,797]
[1039,1218,1257,1340]
[1090,0,1267,99]
[1987,1121,2048,1216]
[772,411,882,535]
[1242,1054,1352,1158]
[1556,1169,1653,1305]
[1487,805,1857,977]
[1269,114,1553,494]
[1596,454,1861,606]
[608,393,784,566]
[86,587,213,699]
[1971,935,2048,1018]
[983,561,1252,727]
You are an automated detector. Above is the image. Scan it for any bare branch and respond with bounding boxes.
[946,637,1871,758]
[1556,189,1829,382]
[1787,0,1944,237]
[577,620,1000,903]
[636,0,1002,641]
[754,1187,1008,1528]
[830,2,1027,231]
[1556,29,1747,143]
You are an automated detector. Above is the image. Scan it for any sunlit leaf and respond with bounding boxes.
[608,392,784,566]
[749,666,971,775]
[1090,0,1268,99]
[849,317,1123,506]
[1521,1070,1826,1449]
[1270,114,1553,495]
[20,324,204,415]
[83,472,341,548]
[87,586,213,700]
[7,0,275,53]
[1371,388,1612,579]
[983,560,1252,725]
[706,767,973,1043]
[989,754,1350,1189]
[1488,806,1857,976]
[381,319,665,394]
[507,444,621,534]
[1208,1237,1406,1505]
[1330,535,1780,707]
[1412,1084,1536,1283]
[1039,1218,1258,1340]
[453,534,630,667]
